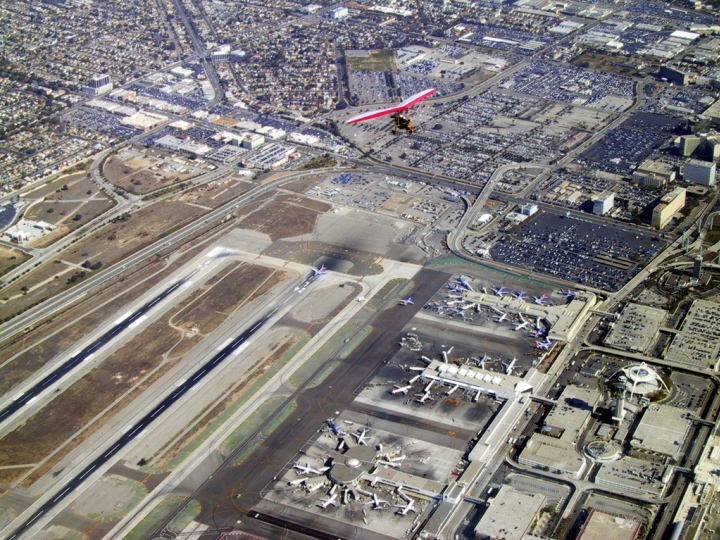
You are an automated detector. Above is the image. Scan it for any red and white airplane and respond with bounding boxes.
[346,88,436,134]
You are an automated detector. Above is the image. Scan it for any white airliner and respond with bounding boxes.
[366,493,389,510]
[391,385,411,395]
[502,357,519,375]
[415,391,433,404]
[353,428,370,445]
[477,354,494,370]
[399,297,414,305]
[514,315,529,331]
[395,499,417,515]
[357,296,366,302]
[495,311,508,323]
[318,493,338,508]
[313,264,327,276]
[294,462,322,475]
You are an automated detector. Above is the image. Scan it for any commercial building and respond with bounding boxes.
[679,133,720,161]
[576,510,641,540]
[519,433,587,477]
[633,160,676,187]
[684,159,716,186]
[519,203,538,216]
[474,485,546,540]
[329,6,348,18]
[242,134,265,150]
[659,65,691,85]
[595,457,670,498]
[604,303,667,354]
[85,74,114,95]
[244,143,296,169]
[630,404,692,463]
[592,191,614,215]
[120,110,169,131]
[664,299,720,370]
[651,187,686,229]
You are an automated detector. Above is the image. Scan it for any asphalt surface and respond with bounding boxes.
[148,268,452,540]
[5,309,276,540]
[0,276,190,425]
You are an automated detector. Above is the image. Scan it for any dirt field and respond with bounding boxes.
[22,172,89,200]
[64,200,206,266]
[180,175,254,209]
[0,223,232,396]
[0,247,30,278]
[25,197,116,245]
[236,194,331,241]
[104,146,206,195]
[282,175,325,194]
[346,50,397,71]
[173,262,288,334]
[0,259,77,321]
[0,258,290,487]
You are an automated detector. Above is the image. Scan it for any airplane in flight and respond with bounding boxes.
[502,357,519,375]
[353,428,370,445]
[346,88,436,134]
[395,499,417,515]
[536,341,554,350]
[391,385,411,395]
[313,264,327,276]
[533,294,548,305]
[293,462,323,475]
[560,289,576,297]
[399,297,414,306]
[493,284,507,296]
[367,493,389,510]
[318,493,338,508]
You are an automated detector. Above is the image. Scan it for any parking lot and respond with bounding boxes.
[488,211,664,291]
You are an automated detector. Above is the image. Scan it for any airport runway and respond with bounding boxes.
[0,276,191,425]
[146,268,452,540]
[5,309,277,540]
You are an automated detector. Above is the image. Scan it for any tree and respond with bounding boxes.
[73,214,82,221]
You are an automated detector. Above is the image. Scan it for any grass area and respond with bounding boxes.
[123,496,187,540]
[219,396,285,457]
[366,278,409,310]
[298,156,337,170]
[226,400,298,464]
[570,52,639,76]
[232,440,264,467]
[306,361,341,389]
[168,499,202,532]
[140,329,310,473]
[288,321,372,388]
[346,50,397,71]
[339,325,373,359]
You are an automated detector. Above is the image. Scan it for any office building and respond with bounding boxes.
[592,191,614,215]
[85,74,113,95]
[694,256,703,279]
[684,159,716,186]
[242,134,265,150]
[651,187,686,229]
[633,160,676,187]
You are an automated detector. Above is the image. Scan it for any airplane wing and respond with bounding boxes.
[346,88,436,124]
